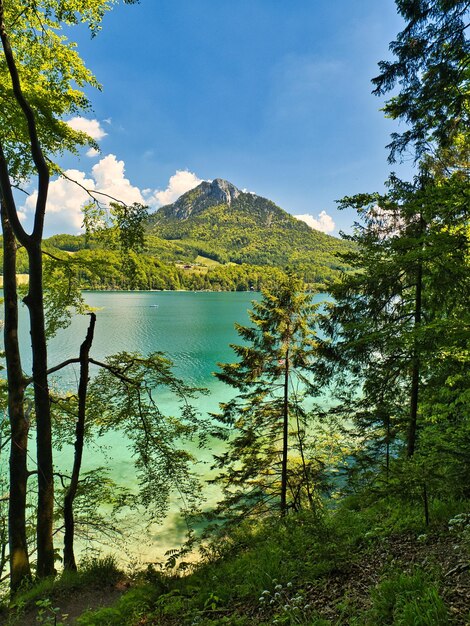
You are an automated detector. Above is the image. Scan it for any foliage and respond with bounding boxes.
[372,0,470,161]
[75,585,159,626]
[319,169,470,499]
[31,495,469,625]
[364,570,449,626]
[210,274,326,521]
[0,0,109,183]
[86,351,209,522]
[42,254,89,338]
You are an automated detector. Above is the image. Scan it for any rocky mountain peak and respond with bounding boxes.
[158,178,243,220]
[206,178,241,205]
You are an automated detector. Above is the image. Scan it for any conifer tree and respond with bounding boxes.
[212,275,319,519]
[320,0,469,496]
[321,169,469,494]
[373,0,470,161]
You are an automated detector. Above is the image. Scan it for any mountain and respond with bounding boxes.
[146,178,352,283]
[39,179,352,291]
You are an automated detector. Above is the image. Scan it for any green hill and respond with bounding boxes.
[4,179,352,291]
[146,178,352,285]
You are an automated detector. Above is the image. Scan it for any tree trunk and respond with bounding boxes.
[407,225,423,458]
[0,3,54,578]
[385,411,391,483]
[423,482,430,526]
[63,313,96,570]
[24,244,54,577]
[294,405,314,510]
[1,204,31,592]
[280,348,289,516]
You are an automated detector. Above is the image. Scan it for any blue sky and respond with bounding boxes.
[25,0,416,237]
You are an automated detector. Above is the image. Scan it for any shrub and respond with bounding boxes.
[365,570,449,625]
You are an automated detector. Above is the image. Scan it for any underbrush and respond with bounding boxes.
[356,570,450,625]
[3,496,470,625]
[1,556,123,625]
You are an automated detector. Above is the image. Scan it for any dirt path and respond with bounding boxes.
[7,581,128,626]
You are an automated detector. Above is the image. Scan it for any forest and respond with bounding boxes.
[0,233,347,292]
[0,1,469,625]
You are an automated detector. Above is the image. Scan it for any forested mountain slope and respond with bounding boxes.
[147,178,351,284]
[2,179,352,291]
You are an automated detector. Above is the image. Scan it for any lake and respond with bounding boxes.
[3,290,328,565]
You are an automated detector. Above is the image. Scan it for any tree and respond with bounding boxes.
[318,0,469,503]
[0,0,138,589]
[320,168,469,504]
[212,275,319,520]
[373,0,470,162]
[1,206,31,589]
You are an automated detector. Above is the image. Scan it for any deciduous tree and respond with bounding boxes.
[0,0,138,589]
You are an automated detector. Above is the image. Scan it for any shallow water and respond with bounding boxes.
[2,290,329,564]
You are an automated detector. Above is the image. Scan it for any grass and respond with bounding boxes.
[3,497,469,625]
[0,274,29,287]
[361,570,450,625]
[2,556,123,625]
[194,255,221,266]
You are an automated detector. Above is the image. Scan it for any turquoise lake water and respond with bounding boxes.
[4,290,329,563]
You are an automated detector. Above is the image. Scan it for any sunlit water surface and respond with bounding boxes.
[2,290,329,564]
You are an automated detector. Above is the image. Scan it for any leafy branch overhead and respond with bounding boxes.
[373,1,470,161]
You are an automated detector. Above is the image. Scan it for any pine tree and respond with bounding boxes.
[212,274,319,520]
[320,170,469,495]
[373,0,470,161]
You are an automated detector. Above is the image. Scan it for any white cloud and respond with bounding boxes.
[22,154,145,235]
[147,170,204,207]
[91,154,145,206]
[25,169,95,233]
[86,147,100,158]
[66,117,107,141]
[21,157,204,236]
[295,211,335,234]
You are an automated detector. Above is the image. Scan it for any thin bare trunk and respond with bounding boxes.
[280,348,289,516]
[407,218,424,458]
[294,405,314,509]
[385,412,391,483]
[63,314,96,570]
